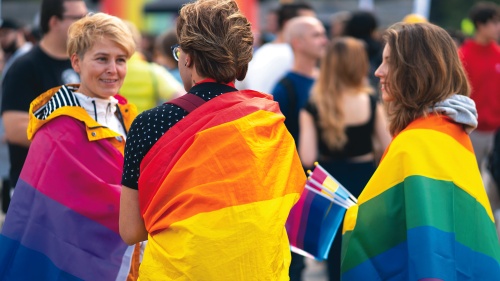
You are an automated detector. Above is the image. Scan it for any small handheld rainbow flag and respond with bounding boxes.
[286,163,357,260]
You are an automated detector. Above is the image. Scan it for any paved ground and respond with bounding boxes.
[303,258,328,281]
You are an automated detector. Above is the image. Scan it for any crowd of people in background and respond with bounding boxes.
[0,0,499,280]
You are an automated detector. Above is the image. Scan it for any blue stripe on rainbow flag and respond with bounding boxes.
[0,179,129,280]
[342,226,500,280]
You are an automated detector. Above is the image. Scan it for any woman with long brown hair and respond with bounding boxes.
[299,36,390,192]
[341,22,500,280]
[299,36,391,281]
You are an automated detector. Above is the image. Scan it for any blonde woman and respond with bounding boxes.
[0,13,138,280]
[298,36,391,281]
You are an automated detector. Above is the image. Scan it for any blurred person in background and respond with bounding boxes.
[343,11,382,90]
[272,16,327,143]
[153,29,182,83]
[459,1,500,231]
[342,22,500,280]
[140,32,156,63]
[237,2,315,93]
[120,21,183,113]
[0,13,138,280]
[272,16,328,281]
[119,0,306,279]
[330,11,351,39]
[1,0,87,214]
[0,48,5,213]
[259,8,279,46]
[447,28,466,48]
[0,19,33,212]
[0,19,33,77]
[299,37,391,281]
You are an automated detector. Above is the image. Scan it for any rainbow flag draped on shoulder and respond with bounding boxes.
[341,115,500,280]
[138,90,305,280]
[0,86,137,281]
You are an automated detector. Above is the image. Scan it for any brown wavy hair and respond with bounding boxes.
[310,37,372,150]
[176,0,254,83]
[383,22,470,135]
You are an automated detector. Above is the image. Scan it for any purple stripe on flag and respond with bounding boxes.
[286,189,308,246]
[2,179,129,280]
[296,190,315,249]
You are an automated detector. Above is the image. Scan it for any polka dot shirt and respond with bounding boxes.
[121,82,237,190]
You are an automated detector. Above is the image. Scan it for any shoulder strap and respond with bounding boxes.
[278,76,297,120]
[165,93,206,113]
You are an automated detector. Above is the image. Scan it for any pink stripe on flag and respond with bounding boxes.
[310,167,328,184]
[19,116,124,233]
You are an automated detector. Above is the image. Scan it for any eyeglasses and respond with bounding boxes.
[171,44,180,62]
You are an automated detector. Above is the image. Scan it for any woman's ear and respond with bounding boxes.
[70,53,81,73]
[48,15,59,31]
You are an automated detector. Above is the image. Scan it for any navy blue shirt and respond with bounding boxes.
[271,71,314,142]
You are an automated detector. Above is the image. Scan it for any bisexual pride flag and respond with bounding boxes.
[286,163,356,260]
[0,116,134,281]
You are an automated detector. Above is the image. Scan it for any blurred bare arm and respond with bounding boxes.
[298,109,318,168]
[3,111,30,147]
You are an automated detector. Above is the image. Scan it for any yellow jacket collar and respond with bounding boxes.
[28,84,137,143]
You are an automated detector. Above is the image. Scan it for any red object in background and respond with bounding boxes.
[100,0,259,34]
[100,0,125,18]
[236,0,259,32]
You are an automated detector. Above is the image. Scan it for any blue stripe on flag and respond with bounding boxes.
[0,235,83,281]
[341,226,500,280]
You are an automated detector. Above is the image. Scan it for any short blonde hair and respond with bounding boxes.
[67,13,135,58]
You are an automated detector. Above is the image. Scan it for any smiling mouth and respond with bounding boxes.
[101,79,118,83]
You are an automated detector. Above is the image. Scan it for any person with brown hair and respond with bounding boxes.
[341,22,500,280]
[119,0,305,280]
[299,36,390,281]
